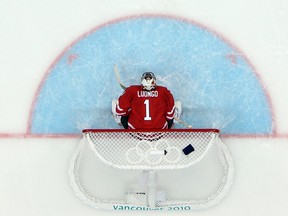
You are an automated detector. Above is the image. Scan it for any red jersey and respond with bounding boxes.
[116,85,175,129]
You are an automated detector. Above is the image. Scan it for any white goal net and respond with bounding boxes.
[69,129,233,210]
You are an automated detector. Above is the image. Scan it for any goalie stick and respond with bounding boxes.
[174,117,192,128]
[114,64,127,90]
[113,64,192,128]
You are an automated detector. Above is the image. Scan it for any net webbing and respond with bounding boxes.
[69,129,233,210]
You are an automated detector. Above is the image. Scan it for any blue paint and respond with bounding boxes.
[31,16,273,134]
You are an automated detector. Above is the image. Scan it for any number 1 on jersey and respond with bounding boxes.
[144,99,152,120]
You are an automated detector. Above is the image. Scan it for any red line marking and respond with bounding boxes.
[226,53,238,64]
[67,54,78,65]
[0,132,287,139]
[0,133,80,139]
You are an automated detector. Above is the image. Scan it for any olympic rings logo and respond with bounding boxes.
[125,139,182,165]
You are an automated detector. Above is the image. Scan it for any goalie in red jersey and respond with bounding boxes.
[112,72,177,129]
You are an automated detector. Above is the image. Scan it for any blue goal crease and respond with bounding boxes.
[30,16,273,135]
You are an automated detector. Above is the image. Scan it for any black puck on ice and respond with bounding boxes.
[182,144,194,155]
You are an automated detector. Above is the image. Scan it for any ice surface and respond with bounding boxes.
[0,0,288,216]
[30,16,272,135]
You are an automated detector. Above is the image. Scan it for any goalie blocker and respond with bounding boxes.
[69,128,234,210]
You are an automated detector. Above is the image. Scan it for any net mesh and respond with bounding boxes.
[85,129,219,169]
[69,129,233,210]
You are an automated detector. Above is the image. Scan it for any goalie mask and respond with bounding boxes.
[141,72,156,91]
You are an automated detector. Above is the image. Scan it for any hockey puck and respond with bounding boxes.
[182,144,194,155]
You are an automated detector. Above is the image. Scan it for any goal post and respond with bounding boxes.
[69,128,234,210]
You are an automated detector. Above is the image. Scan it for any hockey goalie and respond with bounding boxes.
[69,68,234,211]
[111,71,182,130]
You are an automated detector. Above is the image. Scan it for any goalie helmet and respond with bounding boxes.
[141,72,156,91]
